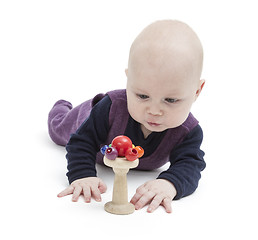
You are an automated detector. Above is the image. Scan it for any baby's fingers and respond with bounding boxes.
[147,196,172,213]
[72,186,82,202]
[147,195,163,213]
[134,191,156,210]
[130,184,146,205]
[98,179,107,194]
[82,186,91,203]
[91,186,102,202]
[162,197,172,213]
[130,192,141,205]
[57,186,74,198]
[147,195,172,213]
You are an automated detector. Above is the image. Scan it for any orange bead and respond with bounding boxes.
[134,146,144,158]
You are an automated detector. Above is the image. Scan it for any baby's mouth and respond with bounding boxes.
[147,122,161,127]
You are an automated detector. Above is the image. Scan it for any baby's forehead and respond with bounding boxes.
[130,47,194,81]
[130,42,191,69]
[129,66,195,96]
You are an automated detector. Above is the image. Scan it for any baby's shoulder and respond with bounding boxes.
[181,112,199,133]
[106,89,127,101]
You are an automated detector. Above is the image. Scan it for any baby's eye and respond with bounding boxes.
[165,98,178,103]
[137,94,149,100]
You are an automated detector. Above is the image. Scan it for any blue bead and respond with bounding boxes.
[100,145,109,155]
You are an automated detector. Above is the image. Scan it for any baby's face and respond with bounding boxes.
[126,20,204,136]
[126,52,200,135]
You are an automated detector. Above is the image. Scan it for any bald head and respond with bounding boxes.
[128,20,203,84]
[126,20,205,134]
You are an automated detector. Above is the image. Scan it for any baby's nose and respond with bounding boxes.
[147,104,163,116]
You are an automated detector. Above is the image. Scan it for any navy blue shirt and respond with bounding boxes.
[66,95,205,199]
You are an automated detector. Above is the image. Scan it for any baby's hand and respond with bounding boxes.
[57,177,107,203]
[130,179,177,213]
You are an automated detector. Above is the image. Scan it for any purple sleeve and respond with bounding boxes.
[157,125,206,200]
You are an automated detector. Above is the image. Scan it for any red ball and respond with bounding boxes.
[111,135,132,157]
[125,148,138,161]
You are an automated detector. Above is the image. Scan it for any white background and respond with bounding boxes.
[1,0,257,239]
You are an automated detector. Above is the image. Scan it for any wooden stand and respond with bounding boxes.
[104,156,139,215]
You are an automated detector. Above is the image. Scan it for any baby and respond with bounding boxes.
[48,20,206,213]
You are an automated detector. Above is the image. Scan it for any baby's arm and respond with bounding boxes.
[130,179,176,213]
[131,125,205,213]
[157,125,205,200]
[64,96,111,192]
[58,177,107,202]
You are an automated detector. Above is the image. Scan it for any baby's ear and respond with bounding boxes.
[125,69,128,77]
[195,79,205,98]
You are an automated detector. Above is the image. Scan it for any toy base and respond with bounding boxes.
[104,201,135,215]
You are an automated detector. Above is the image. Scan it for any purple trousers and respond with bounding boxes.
[48,100,89,146]
[48,93,105,146]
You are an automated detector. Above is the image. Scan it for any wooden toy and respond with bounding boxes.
[101,135,144,215]
[104,156,139,214]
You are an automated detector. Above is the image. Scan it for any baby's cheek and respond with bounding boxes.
[167,112,189,128]
[128,104,140,122]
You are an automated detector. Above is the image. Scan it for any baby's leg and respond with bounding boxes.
[48,100,75,146]
[48,99,90,146]
[48,93,104,146]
